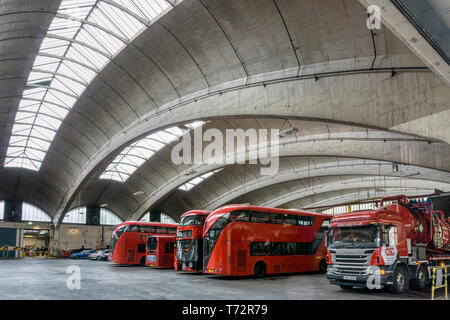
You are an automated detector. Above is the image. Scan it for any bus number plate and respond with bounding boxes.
[343,276,356,280]
[147,255,156,262]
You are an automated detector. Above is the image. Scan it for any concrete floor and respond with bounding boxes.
[0,258,441,300]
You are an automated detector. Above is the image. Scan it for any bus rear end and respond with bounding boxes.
[175,210,210,272]
[146,235,176,268]
[110,222,177,265]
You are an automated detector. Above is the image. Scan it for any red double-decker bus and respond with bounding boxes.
[202,205,332,277]
[146,235,176,268]
[175,210,211,272]
[110,221,177,265]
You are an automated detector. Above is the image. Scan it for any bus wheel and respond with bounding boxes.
[410,265,428,291]
[254,261,266,278]
[339,285,353,290]
[388,266,408,294]
[318,260,327,274]
[140,257,145,266]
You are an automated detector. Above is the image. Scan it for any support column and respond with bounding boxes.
[4,200,22,222]
[86,205,101,225]
[149,209,161,222]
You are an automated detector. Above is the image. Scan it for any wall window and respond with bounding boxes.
[63,207,87,224]
[100,208,122,226]
[22,202,51,222]
[140,212,178,224]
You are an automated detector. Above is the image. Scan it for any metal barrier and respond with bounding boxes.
[0,246,51,258]
[0,246,24,258]
[431,265,448,300]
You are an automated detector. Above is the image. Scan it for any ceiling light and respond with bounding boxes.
[133,191,145,196]
[99,203,108,208]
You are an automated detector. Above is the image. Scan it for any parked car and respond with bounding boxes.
[98,250,110,261]
[90,249,110,261]
[70,250,95,259]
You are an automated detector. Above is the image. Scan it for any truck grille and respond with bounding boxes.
[333,250,374,276]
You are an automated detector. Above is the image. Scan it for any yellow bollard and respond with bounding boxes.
[431,265,448,300]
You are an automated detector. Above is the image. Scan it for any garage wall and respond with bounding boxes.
[0,222,115,254]
[55,224,114,251]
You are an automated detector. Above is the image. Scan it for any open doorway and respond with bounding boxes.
[23,228,49,257]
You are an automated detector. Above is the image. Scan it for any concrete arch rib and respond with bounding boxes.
[281,188,436,210]
[258,176,450,208]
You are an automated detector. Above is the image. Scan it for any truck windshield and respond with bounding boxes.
[180,214,206,226]
[328,225,380,248]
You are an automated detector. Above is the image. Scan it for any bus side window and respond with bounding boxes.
[284,215,296,225]
[270,242,282,255]
[138,244,146,253]
[170,242,175,254]
[270,213,284,225]
[230,210,250,222]
[251,212,270,224]
[297,216,315,226]
[285,242,297,255]
[250,242,270,256]
[130,225,140,232]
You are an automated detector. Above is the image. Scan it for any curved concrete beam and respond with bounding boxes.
[201,161,450,210]
[261,176,448,208]
[281,187,435,210]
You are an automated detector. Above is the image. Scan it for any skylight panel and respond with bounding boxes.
[99,121,200,182]
[6,0,179,171]
[178,169,223,191]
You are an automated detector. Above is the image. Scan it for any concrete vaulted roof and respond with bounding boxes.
[0,0,448,224]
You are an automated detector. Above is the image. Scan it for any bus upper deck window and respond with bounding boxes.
[230,210,250,222]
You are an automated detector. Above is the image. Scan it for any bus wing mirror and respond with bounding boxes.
[324,230,329,247]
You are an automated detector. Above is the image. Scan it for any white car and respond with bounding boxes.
[98,250,110,261]
[89,250,106,260]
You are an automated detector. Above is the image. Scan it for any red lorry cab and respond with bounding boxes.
[326,195,450,293]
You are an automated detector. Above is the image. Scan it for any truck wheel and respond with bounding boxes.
[388,266,408,294]
[339,285,353,290]
[318,260,327,274]
[254,261,266,278]
[410,265,428,291]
